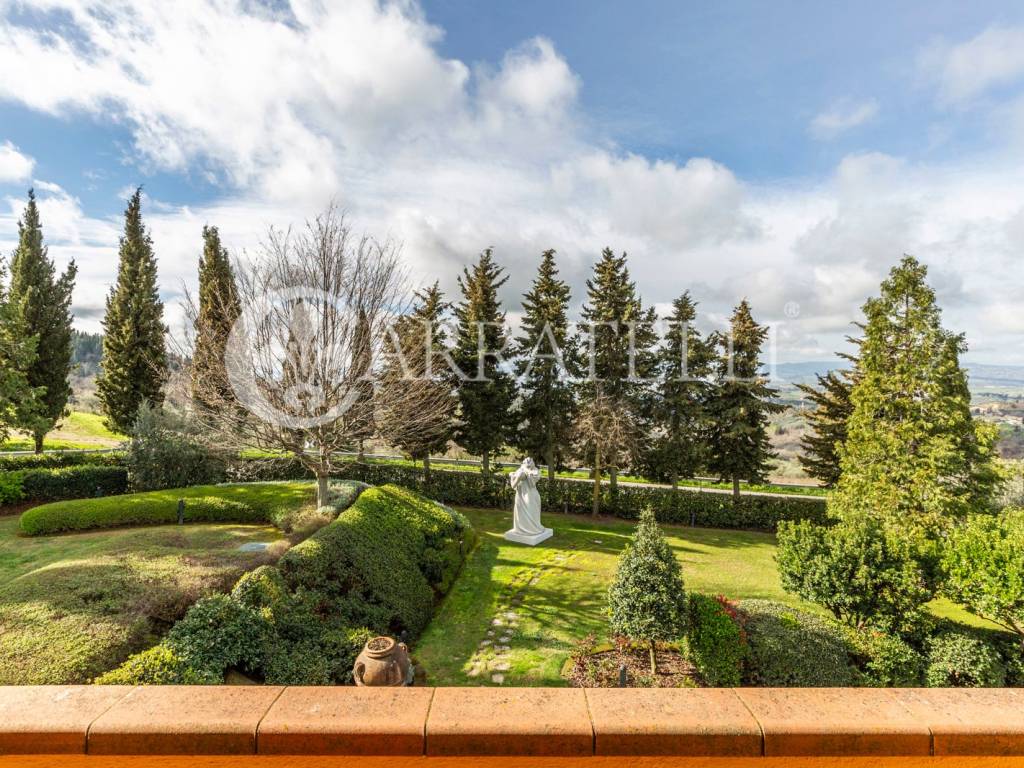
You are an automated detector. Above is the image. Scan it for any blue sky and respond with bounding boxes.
[2,1,1024,363]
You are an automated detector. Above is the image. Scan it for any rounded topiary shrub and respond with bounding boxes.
[686,593,747,686]
[925,631,1006,688]
[737,599,855,687]
[94,645,220,685]
[164,595,269,679]
[843,628,924,687]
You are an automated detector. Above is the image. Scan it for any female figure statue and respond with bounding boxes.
[505,457,552,545]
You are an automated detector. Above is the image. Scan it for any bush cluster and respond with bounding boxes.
[0,450,124,473]
[235,459,827,531]
[98,484,473,685]
[925,630,1007,688]
[126,405,227,491]
[686,593,747,686]
[1,452,128,507]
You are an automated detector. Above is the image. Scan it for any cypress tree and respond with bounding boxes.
[96,188,168,435]
[8,189,77,453]
[651,291,714,488]
[191,225,240,412]
[796,369,854,487]
[831,256,998,535]
[453,249,515,475]
[0,258,41,444]
[607,508,688,674]
[706,300,782,498]
[513,250,578,483]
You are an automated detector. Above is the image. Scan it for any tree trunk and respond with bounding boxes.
[649,640,657,676]
[33,432,44,455]
[357,439,365,462]
[423,454,431,479]
[592,445,601,517]
[316,471,330,508]
[546,447,555,484]
[610,464,618,495]
[482,450,490,476]
[670,470,678,493]
[732,476,740,500]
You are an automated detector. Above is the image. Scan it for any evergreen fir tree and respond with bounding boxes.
[96,188,168,434]
[831,256,999,535]
[8,189,77,452]
[579,248,654,493]
[650,291,714,488]
[796,369,854,487]
[706,300,782,498]
[452,249,515,475]
[378,282,456,474]
[607,508,688,674]
[513,250,578,482]
[191,225,240,412]
[0,258,41,444]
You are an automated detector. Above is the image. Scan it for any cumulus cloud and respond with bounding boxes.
[809,98,879,140]
[0,141,34,182]
[921,24,1024,105]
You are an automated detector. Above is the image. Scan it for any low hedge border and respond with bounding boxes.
[0,450,124,473]
[1,465,129,507]
[233,458,827,531]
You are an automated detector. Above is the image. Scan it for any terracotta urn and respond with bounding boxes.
[353,636,412,686]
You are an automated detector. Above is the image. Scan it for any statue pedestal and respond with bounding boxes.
[503,527,553,546]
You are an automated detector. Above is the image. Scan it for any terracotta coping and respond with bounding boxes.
[0,686,1022,757]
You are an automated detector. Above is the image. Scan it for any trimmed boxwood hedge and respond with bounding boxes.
[0,450,124,473]
[1,465,129,507]
[234,458,827,531]
[98,484,474,685]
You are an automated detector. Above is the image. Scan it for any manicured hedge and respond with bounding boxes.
[1,465,129,507]
[233,458,827,531]
[686,593,748,686]
[0,450,124,473]
[98,484,474,685]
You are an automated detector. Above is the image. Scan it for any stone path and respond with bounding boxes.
[465,546,578,684]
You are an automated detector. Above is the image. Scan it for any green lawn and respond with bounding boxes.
[0,515,287,685]
[0,410,125,451]
[414,507,992,687]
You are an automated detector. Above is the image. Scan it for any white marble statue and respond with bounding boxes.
[504,457,552,545]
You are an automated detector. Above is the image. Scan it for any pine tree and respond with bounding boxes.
[651,291,714,488]
[96,188,168,435]
[831,256,998,535]
[378,282,456,474]
[579,248,653,493]
[0,258,41,444]
[453,249,515,475]
[796,369,854,487]
[706,300,782,498]
[191,225,240,412]
[8,190,77,452]
[607,508,688,674]
[513,250,578,483]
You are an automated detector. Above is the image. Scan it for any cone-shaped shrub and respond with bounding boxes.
[608,507,688,673]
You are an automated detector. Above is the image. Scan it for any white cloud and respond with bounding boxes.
[809,98,879,140]
[0,141,34,182]
[921,25,1024,105]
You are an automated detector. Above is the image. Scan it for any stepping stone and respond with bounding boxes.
[499,635,511,643]
[496,645,510,652]
[480,640,492,647]
[493,661,510,672]
[467,664,480,677]
[491,618,503,626]
[491,674,505,684]
[486,629,494,637]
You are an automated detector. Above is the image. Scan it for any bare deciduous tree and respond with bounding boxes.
[185,206,451,506]
[575,393,637,516]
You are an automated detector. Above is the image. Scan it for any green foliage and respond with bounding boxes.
[165,594,269,676]
[18,464,128,504]
[7,189,77,451]
[686,593,746,686]
[776,517,931,633]
[96,188,168,434]
[512,250,579,480]
[648,292,714,485]
[706,300,783,495]
[239,458,829,531]
[0,450,124,473]
[94,644,221,685]
[18,481,311,535]
[797,369,854,487]
[832,256,999,537]
[453,249,516,473]
[0,470,23,505]
[191,225,241,411]
[0,256,41,445]
[737,599,856,686]
[942,508,1024,645]
[127,403,226,491]
[843,628,924,687]
[925,630,1006,687]
[608,509,688,652]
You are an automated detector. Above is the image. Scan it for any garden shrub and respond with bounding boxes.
[843,627,924,687]
[0,450,125,473]
[925,630,1006,688]
[776,517,932,634]
[18,465,128,503]
[235,458,827,531]
[126,404,227,491]
[0,470,24,506]
[94,645,221,685]
[686,593,746,686]
[737,599,856,686]
[163,594,269,677]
